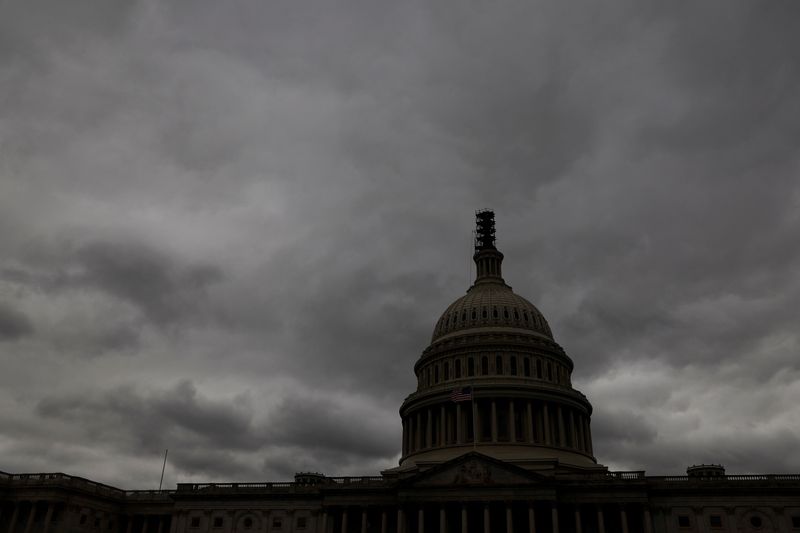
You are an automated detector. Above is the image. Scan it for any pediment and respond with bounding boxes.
[402,452,548,488]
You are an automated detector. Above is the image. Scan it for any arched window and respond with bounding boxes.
[444,362,450,380]
[524,357,531,377]
[481,356,489,375]
[546,362,551,381]
[513,309,519,320]
[455,359,462,378]
[435,365,440,383]
[536,359,542,378]
[468,358,475,377]
[523,311,529,323]
[461,311,467,322]
[482,307,487,319]
[493,307,498,318]
[503,307,509,319]
[471,309,477,320]
[495,355,503,375]
[510,356,517,376]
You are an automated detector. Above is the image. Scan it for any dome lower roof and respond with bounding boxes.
[431,281,553,342]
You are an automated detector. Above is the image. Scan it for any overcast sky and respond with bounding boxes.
[1,0,799,489]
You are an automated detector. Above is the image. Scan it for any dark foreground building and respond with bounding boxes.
[2,211,799,533]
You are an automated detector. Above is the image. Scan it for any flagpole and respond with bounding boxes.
[158,449,168,490]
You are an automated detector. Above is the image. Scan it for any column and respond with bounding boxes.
[126,517,134,533]
[169,513,182,533]
[574,508,582,533]
[620,507,629,533]
[441,406,447,446]
[8,503,20,533]
[474,400,481,443]
[527,402,535,443]
[381,511,387,533]
[491,401,498,443]
[341,509,348,533]
[528,505,536,533]
[22,503,37,533]
[586,419,593,454]
[157,517,165,533]
[542,404,551,445]
[461,505,468,533]
[439,508,446,533]
[569,411,577,448]
[506,504,514,533]
[596,507,605,533]
[557,407,566,447]
[322,512,328,533]
[397,509,405,533]
[402,419,407,456]
[509,401,516,442]
[362,510,368,533]
[644,508,653,533]
[142,516,149,533]
[426,409,433,448]
[456,404,463,444]
[483,505,490,533]
[418,508,425,533]
[551,504,559,533]
[416,413,422,450]
[43,503,55,533]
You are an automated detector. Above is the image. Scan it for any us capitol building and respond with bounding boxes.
[2,211,799,533]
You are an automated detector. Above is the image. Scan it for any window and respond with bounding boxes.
[791,516,800,529]
[524,357,531,377]
[434,365,440,383]
[467,358,475,377]
[510,356,517,376]
[190,517,201,528]
[503,307,509,319]
[750,516,763,529]
[514,309,519,320]
[523,311,529,323]
[213,517,224,528]
[493,307,498,318]
[546,362,552,381]
[495,355,503,375]
[455,359,462,378]
[710,516,722,528]
[80,515,88,526]
[481,357,489,375]
[677,516,690,528]
[243,517,253,529]
[536,359,542,378]
[444,362,450,380]
[94,518,101,528]
[297,517,308,529]
[482,307,487,318]
[471,309,476,320]
[272,518,283,529]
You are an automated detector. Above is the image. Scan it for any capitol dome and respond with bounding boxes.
[398,210,599,472]
[431,282,553,342]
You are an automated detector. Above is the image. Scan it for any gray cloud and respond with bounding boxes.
[0,303,33,340]
[0,0,799,486]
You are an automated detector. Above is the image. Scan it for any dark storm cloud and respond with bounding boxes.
[1,0,799,486]
[36,380,259,455]
[0,302,33,340]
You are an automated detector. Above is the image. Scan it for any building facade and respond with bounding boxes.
[2,211,799,533]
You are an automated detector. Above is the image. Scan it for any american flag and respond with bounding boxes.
[450,386,473,402]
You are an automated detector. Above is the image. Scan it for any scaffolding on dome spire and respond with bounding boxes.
[474,209,497,251]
